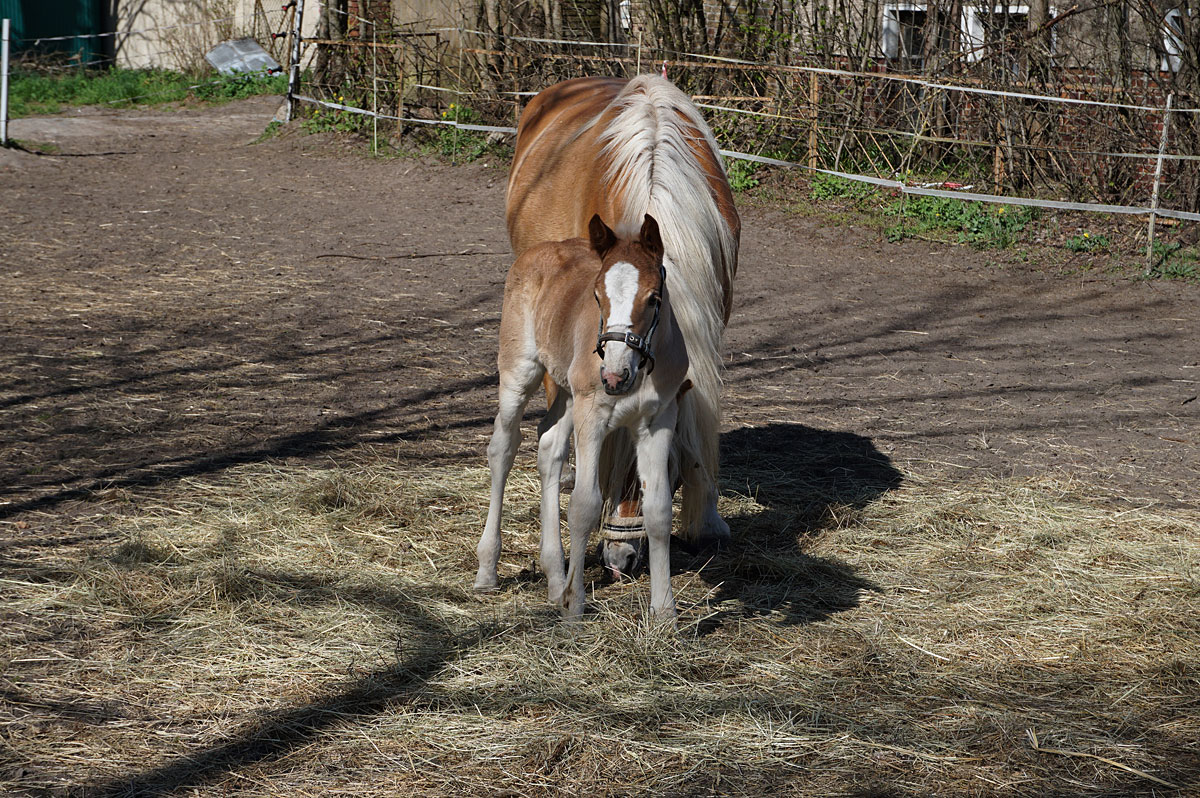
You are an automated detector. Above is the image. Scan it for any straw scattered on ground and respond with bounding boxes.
[2,456,1197,796]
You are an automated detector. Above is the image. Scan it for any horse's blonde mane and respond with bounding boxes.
[597,75,737,534]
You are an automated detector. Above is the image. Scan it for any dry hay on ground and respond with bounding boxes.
[2,459,1198,796]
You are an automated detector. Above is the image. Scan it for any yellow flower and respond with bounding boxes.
[997,207,1005,214]
[1084,232,1090,238]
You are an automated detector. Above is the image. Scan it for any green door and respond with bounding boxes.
[1,0,105,64]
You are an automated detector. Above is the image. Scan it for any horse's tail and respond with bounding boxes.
[598,74,737,539]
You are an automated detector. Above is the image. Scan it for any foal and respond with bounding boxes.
[474,214,688,620]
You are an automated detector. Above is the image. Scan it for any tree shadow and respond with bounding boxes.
[679,422,902,633]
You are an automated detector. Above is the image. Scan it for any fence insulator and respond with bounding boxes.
[282,1,296,9]
[271,32,286,39]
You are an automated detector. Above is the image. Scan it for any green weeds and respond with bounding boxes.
[885,196,1036,249]
[7,67,287,117]
[725,158,761,192]
[1147,240,1200,280]
[431,103,489,163]
[1065,232,1111,253]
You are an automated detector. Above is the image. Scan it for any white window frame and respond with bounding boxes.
[882,3,927,61]
[961,4,1055,63]
[1163,8,1185,72]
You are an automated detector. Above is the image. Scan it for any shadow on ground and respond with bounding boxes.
[679,422,902,632]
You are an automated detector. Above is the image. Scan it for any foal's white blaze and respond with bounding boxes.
[603,261,640,331]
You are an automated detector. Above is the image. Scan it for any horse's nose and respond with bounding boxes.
[601,367,629,392]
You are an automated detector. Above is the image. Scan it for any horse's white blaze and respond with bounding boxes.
[603,261,639,330]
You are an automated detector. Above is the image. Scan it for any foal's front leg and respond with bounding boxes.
[536,388,573,607]
[475,367,543,592]
[637,403,679,622]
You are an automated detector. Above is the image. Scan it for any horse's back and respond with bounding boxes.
[506,75,739,287]
[506,77,627,256]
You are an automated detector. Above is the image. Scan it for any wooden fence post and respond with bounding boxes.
[285,0,306,122]
[808,72,819,170]
[1146,92,1174,276]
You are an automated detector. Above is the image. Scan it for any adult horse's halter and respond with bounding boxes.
[594,264,666,374]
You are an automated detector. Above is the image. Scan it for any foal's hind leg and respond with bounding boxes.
[536,387,572,606]
[475,365,544,592]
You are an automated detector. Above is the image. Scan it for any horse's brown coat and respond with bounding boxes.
[505,75,740,544]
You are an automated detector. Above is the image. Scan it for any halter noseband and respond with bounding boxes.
[594,264,666,374]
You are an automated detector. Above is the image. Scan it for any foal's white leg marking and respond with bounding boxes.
[475,360,544,591]
[537,389,572,607]
[563,396,609,619]
[636,403,679,622]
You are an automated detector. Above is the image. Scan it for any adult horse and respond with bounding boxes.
[506,74,740,553]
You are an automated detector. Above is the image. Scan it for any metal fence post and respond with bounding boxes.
[1146,92,1174,276]
[2,19,10,148]
[285,0,306,122]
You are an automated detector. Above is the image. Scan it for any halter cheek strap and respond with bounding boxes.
[594,265,665,374]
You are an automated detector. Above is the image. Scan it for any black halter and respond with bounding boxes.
[594,264,665,375]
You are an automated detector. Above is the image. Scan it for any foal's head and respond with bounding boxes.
[589,213,665,396]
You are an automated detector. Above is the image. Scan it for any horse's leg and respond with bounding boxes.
[680,454,729,543]
[563,397,607,620]
[475,365,543,591]
[536,387,572,607]
[637,403,679,622]
[678,388,731,545]
[544,375,575,491]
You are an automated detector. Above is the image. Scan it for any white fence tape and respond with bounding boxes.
[292,93,518,134]
[294,92,1199,222]
[722,151,1200,221]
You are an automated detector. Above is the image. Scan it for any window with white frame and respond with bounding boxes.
[961,4,1055,63]
[1163,8,1185,72]
[882,3,929,70]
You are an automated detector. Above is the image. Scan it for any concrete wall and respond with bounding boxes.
[111,0,319,70]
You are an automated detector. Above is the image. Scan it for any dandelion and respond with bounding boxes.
[997,207,1005,214]
[1084,232,1090,238]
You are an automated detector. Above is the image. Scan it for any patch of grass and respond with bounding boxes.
[254,120,283,144]
[1147,240,1200,280]
[725,158,761,192]
[1064,232,1111,253]
[8,138,60,154]
[301,105,364,134]
[809,172,877,202]
[430,103,489,163]
[886,196,1037,249]
[7,67,287,117]
[2,458,1197,795]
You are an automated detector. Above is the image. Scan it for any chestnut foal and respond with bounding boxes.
[474,214,688,621]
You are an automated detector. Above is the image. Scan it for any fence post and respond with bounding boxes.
[1,19,10,148]
[993,120,1005,195]
[1146,92,1174,276]
[807,72,818,170]
[285,0,306,122]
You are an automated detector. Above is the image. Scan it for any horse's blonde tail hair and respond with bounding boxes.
[599,75,737,539]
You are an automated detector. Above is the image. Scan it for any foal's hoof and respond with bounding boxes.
[473,573,500,592]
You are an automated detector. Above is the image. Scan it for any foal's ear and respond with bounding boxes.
[588,214,617,256]
[640,214,664,259]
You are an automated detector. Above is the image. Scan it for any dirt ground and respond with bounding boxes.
[2,95,1198,525]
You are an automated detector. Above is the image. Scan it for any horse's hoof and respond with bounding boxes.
[473,574,500,592]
